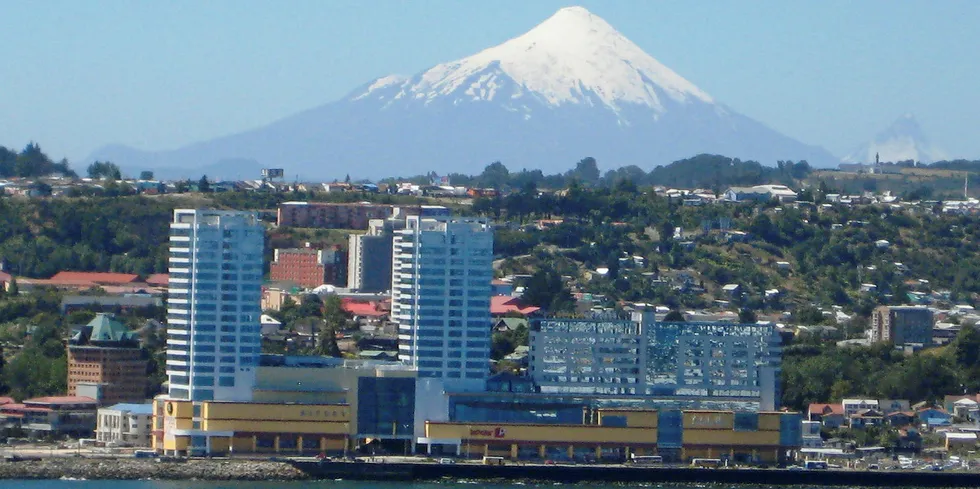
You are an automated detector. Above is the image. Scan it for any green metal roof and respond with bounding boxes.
[88,313,137,343]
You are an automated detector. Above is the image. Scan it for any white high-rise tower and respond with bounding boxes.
[166,209,264,402]
[391,214,493,390]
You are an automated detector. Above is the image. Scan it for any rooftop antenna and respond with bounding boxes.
[966,173,970,200]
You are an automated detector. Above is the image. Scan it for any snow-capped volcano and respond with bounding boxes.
[843,114,947,164]
[87,6,836,179]
[355,6,713,114]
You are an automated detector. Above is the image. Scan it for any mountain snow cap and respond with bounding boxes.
[354,6,713,114]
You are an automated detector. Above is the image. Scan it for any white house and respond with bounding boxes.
[722,284,741,296]
[724,185,798,203]
[842,399,879,417]
[95,403,153,447]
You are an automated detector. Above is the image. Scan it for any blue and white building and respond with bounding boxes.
[166,209,264,402]
[530,311,782,411]
[391,214,494,390]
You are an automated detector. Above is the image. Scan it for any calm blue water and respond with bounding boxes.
[0,483,825,489]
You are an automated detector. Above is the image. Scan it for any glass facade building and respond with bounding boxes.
[166,209,264,402]
[357,377,416,439]
[391,215,493,390]
[530,311,781,410]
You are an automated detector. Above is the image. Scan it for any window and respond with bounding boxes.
[735,412,759,431]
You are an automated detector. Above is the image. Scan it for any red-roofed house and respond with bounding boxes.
[0,396,15,406]
[340,299,389,320]
[491,296,541,317]
[144,274,169,287]
[48,271,140,286]
[807,403,846,428]
[0,395,97,436]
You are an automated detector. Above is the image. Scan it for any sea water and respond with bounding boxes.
[0,483,832,489]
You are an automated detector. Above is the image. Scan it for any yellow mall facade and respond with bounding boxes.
[151,358,801,462]
[423,410,798,464]
[154,399,351,455]
[152,360,420,457]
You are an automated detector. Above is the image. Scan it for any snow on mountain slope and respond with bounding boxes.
[87,6,837,178]
[353,6,712,116]
[843,114,947,164]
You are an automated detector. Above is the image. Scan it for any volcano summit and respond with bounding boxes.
[89,6,837,179]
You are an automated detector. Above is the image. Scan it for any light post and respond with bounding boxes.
[344,422,349,459]
[466,426,471,460]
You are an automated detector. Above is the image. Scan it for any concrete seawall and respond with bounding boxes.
[5,457,980,486]
[292,460,980,487]
[0,458,308,481]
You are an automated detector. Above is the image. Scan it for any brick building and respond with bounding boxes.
[277,202,397,229]
[270,246,347,289]
[67,314,147,405]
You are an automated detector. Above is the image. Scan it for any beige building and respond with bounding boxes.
[96,403,153,446]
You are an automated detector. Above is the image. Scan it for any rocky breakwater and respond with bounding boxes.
[0,457,310,480]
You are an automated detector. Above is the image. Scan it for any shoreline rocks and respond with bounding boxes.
[0,458,309,480]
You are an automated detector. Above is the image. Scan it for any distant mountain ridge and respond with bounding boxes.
[88,6,838,180]
[843,114,947,164]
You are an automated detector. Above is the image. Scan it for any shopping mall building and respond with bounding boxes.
[154,353,802,464]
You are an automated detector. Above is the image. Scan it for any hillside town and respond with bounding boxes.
[0,159,979,474]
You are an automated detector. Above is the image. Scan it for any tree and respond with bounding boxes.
[738,308,757,324]
[793,305,824,325]
[139,171,154,180]
[491,334,515,361]
[318,326,342,357]
[87,161,122,180]
[479,162,510,189]
[663,310,686,322]
[321,295,352,332]
[567,157,600,186]
[198,175,211,193]
[521,267,573,313]
[954,326,980,367]
[7,278,18,296]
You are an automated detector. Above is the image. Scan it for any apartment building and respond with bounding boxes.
[391,214,494,390]
[167,209,264,402]
[871,306,934,345]
[269,245,346,289]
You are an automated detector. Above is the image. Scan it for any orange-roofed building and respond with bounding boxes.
[491,296,541,317]
[144,274,169,287]
[340,299,389,319]
[48,271,140,286]
[807,403,846,428]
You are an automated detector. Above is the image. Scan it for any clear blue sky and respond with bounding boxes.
[1,0,977,163]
